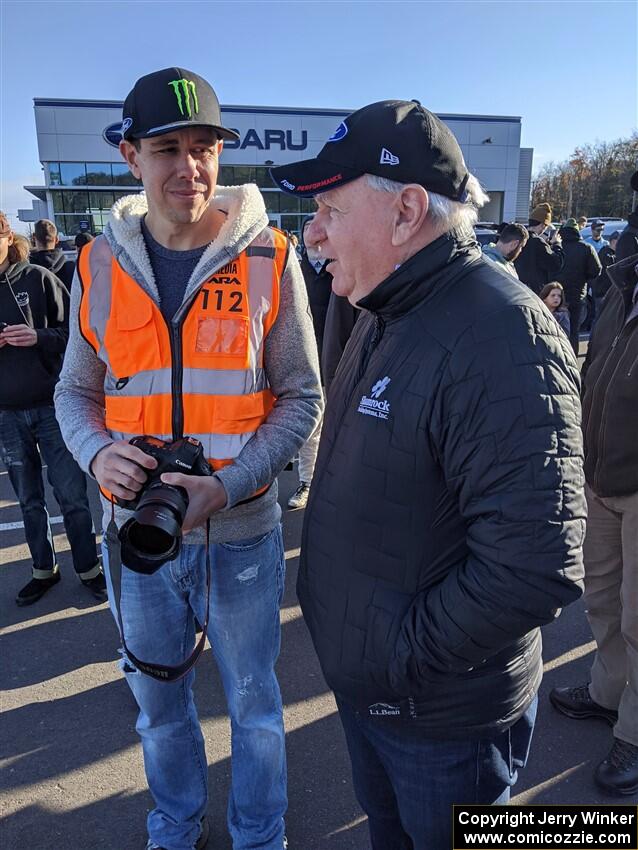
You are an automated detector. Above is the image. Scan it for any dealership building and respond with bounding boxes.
[19,98,533,237]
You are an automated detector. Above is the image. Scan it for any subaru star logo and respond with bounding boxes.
[103,121,125,148]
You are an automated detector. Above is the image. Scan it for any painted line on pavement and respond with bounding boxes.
[0,515,64,532]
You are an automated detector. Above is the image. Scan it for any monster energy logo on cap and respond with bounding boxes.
[168,78,199,119]
[121,67,240,142]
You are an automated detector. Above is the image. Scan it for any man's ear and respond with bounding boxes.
[119,140,142,180]
[391,185,429,247]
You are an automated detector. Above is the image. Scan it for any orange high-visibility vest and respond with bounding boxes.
[77,227,288,496]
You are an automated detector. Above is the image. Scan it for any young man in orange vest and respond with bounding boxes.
[54,68,322,850]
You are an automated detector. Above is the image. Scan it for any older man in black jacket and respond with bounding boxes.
[271,101,585,850]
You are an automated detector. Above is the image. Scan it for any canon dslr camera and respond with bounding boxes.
[116,436,212,574]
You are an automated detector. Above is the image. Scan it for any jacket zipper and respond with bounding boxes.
[169,319,184,440]
[300,313,385,556]
[168,284,211,441]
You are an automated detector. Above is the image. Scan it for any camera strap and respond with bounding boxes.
[106,503,211,683]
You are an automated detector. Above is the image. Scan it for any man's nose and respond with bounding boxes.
[305,216,325,249]
[176,152,199,179]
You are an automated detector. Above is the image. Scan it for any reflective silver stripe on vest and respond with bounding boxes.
[85,237,115,371]
[246,228,279,371]
[107,431,254,461]
[104,367,269,397]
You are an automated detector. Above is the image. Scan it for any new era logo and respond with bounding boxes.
[380,148,400,166]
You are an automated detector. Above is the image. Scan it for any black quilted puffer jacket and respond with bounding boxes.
[298,230,586,739]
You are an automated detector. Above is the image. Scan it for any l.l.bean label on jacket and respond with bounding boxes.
[357,375,391,420]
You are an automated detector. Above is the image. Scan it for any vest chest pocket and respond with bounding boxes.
[104,394,144,439]
[187,283,251,369]
[195,315,249,358]
[106,295,163,378]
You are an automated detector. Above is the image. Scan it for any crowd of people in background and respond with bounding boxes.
[479,204,621,354]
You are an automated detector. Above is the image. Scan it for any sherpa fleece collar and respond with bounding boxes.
[103,184,270,304]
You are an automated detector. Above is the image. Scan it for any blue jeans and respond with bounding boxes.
[0,405,98,577]
[336,694,537,850]
[102,524,287,850]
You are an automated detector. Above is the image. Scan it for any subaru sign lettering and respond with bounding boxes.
[103,122,124,148]
[224,128,308,151]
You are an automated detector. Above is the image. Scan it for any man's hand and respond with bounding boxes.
[160,473,227,532]
[1,324,37,347]
[91,440,158,501]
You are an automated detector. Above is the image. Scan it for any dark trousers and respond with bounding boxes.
[567,294,586,355]
[0,405,98,577]
[336,694,537,850]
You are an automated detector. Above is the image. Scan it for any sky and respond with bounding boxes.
[1,0,636,231]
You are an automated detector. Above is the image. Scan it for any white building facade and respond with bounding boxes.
[20,98,533,236]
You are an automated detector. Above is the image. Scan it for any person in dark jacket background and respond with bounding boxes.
[0,212,105,606]
[556,218,602,353]
[616,171,638,262]
[514,201,564,294]
[592,231,618,325]
[29,218,75,291]
[289,218,358,509]
[551,251,638,796]
[271,101,585,849]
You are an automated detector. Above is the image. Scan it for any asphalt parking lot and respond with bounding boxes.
[1,416,635,850]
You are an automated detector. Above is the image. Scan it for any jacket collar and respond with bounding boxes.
[608,252,638,297]
[358,228,481,317]
[103,185,269,304]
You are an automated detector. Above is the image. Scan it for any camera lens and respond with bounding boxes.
[119,482,189,574]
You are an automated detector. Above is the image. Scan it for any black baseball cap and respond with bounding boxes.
[270,100,470,200]
[590,219,605,229]
[121,67,239,142]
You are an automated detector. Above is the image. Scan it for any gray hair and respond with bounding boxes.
[365,173,489,234]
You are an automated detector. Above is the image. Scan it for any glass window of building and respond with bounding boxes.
[264,193,279,213]
[60,162,88,186]
[65,191,90,214]
[47,163,61,186]
[281,215,304,236]
[112,163,140,186]
[89,191,115,210]
[54,214,85,236]
[86,163,113,185]
[255,166,274,189]
[51,192,64,213]
[279,194,300,213]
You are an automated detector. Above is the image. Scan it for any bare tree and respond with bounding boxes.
[532,133,638,219]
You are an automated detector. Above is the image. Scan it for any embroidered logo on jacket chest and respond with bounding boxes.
[357,376,391,420]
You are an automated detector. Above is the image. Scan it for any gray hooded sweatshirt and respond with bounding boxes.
[54,185,323,542]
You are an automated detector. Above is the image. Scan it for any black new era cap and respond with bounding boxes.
[121,67,239,142]
[270,100,470,200]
